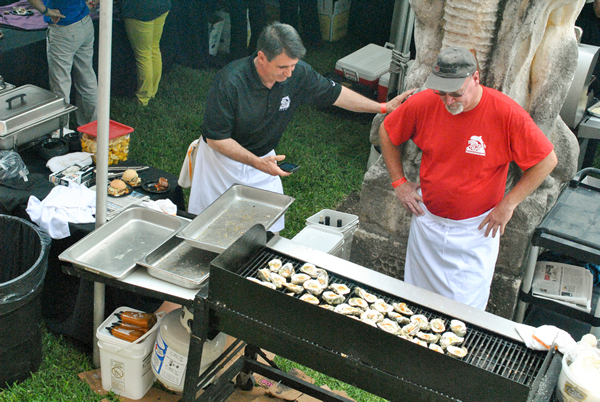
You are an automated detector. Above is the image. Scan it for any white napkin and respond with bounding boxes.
[26,182,96,239]
[46,152,94,173]
[516,324,576,354]
[141,199,177,215]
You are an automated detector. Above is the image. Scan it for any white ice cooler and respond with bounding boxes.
[334,43,393,90]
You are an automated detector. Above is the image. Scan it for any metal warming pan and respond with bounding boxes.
[178,184,294,253]
[59,205,189,279]
[202,225,557,402]
[0,84,77,150]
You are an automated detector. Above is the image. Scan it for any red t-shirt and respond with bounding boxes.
[383,87,554,220]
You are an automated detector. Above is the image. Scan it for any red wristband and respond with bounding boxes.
[380,103,387,114]
[391,177,407,188]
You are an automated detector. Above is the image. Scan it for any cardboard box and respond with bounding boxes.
[318,0,351,42]
[49,165,95,187]
[334,43,393,89]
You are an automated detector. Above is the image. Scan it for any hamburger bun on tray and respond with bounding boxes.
[122,169,142,187]
[108,179,130,197]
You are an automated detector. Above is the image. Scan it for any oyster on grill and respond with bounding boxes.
[269,272,287,289]
[354,287,378,303]
[446,346,468,359]
[361,309,384,323]
[361,318,378,328]
[247,277,263,285]
[377,318,402,335]
[402,321,421,336]
[300,263,319,278]
[348,297,369,310]
[372,299,393,314]
[450,319,467,337]
[299,293,320,305]
[278,263,295,278]
[257,268,271,282]
[268,258,282,272]
[416,332,440,343]
[334,303,363,316]
[392,302,414,316]
[283,282,304,294]
[258,281,277,290]
[440,332,464,349]
[388,312,410,325]
[430,318,446,333]
[316,269,329,287]
[411,338,428,348]
[329,283,351,296]
[319,304,336,311]
[322,291,345,305]
[291,273,311,285]
[429,343,444,354]
[303,279,325,296]
[410,314,430,331]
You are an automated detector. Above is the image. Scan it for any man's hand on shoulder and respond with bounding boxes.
[385,88,417,114]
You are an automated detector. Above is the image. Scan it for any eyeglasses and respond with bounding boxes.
[432,77,472,98]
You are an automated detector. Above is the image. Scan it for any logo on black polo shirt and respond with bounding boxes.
[279,96,291,111]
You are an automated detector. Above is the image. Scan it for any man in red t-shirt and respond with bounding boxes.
[379,46,557,309]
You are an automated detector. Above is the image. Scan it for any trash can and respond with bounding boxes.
[0,215,51,388]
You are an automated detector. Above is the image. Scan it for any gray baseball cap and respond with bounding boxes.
[424,47,477,92]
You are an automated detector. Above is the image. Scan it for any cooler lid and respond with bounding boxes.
[0,85,74,137]
[292,226,344,254]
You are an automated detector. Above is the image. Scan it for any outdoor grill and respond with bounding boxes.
[190,224,559,402]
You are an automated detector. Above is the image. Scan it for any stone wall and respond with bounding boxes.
[351,0,584,319]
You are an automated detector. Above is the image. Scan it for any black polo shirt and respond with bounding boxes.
[202,54,343,157]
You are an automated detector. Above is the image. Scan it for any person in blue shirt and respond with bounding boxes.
[27,0,98,126]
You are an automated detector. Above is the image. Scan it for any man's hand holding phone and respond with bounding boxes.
[278,162,300,173]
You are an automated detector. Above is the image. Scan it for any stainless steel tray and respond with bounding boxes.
[178,184,294,253]
[137,235,217,288]
[59,205,189,279]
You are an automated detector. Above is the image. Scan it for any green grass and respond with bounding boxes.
[1,35,389,401]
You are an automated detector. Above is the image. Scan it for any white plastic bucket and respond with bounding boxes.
[96,307,162,400]
[305,209,358,259]
[556,347,600,402]
[292,226,344,257]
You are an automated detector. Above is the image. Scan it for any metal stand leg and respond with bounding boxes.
[182,298,209,402]
[516,245,540,323]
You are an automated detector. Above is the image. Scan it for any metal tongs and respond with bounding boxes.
[97,166,149,179]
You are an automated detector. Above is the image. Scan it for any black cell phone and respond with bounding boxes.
[278,162,300,173]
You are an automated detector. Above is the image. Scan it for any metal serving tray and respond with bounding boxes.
[0,84,76,149]
[588,100,600,118]
[137,235,217,289]
[59,205,189,279]
[178,184,294,253]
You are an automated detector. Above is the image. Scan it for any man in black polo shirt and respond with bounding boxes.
[189,22,413,232]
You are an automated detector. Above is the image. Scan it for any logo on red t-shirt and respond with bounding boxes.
[466,135,486,156]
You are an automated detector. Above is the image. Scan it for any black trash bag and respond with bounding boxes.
[0,214,51,315]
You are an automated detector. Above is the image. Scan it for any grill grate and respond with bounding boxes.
[238,248,546,387]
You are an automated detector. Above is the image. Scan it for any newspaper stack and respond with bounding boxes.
[89,185,151,220]
[532,261,594,313]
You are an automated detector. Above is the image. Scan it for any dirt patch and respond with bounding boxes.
[336,191,361,215]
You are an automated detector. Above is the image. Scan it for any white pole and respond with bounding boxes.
[93,0,113,368]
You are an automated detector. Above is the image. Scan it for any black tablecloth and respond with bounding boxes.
[0,145,186,350]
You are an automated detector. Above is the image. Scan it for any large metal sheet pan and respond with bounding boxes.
[137,235,217,289]
[59,205,189,279]
[178,184,294,253]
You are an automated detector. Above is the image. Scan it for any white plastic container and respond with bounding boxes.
[151,307,228,393]
[334,43,393,89]
[556,338,600,402]
[306,209,359,260]
[96,307,162,400]
[292,226,344,257]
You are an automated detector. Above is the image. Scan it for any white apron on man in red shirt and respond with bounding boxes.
[404,200,500,310]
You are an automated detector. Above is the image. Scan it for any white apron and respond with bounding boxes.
[404,201,500,310]
[188,139,285,232]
